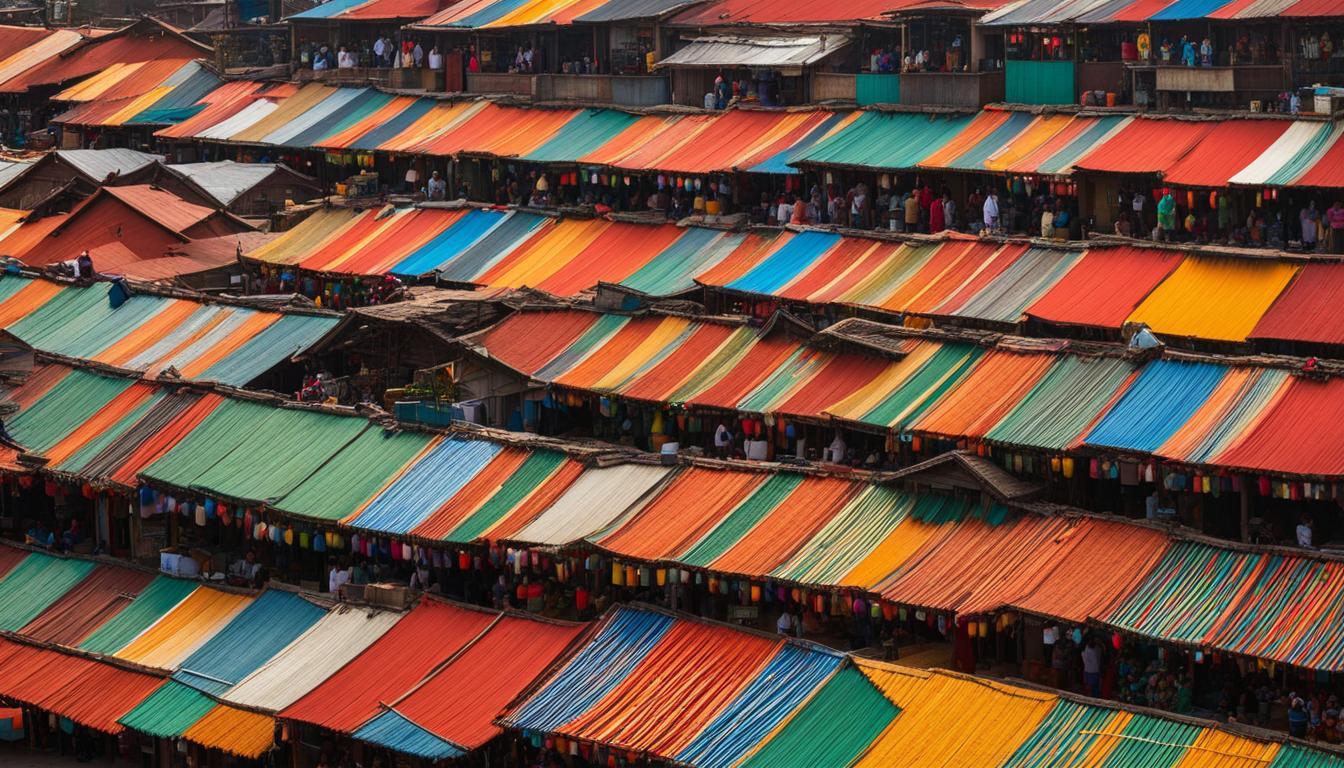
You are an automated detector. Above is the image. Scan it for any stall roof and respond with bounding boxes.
[0,638,164,734]
[280,599,500,733]
[1250,263,1344,347]
[223,604,404,712]
[1025,245,1184,329]
[351,613,585,755]
[172,590,328,695]
[0,277,339,387]
[1073,118,1217,175]
[1125,255,1299,342]
[502,605,848,762]
[19,565,155,647]
[1162,120,1291,188]
[161,161,316,207]
[290,0,451,19]
[574,0,705,22]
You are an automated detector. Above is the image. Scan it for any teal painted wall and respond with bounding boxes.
[1005,60,1077,105]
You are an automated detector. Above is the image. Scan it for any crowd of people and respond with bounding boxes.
[302,37,443,70]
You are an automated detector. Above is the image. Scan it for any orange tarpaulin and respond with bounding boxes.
[597,467,767,561]
[557,619,779,755]
[709,476,860,576]
[910,351,1056,439]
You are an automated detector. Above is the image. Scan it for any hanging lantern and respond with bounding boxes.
[750,584,762,602]
[656,568,666,586]
[625,565,637,586]
[1112,632,1123,650]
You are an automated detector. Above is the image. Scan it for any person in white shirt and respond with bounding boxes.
[328,557,350,595]
[373,36,386,65]
[1298,513,1314,547]
[713,422,732,458]
[982,189,1000,231]
[427,46,443,70]
[412,42,424,67]
[404,166,418,194]
[776,197,793,224]
[776,610,795,635]
[827,432,847,464]
[337,46,355,68]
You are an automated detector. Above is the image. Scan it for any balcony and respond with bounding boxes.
[900,71,1004,108]
[464,72,670,106]
[465,72,535,96]
[1153,64,1287,95]
[807,71,1003,108]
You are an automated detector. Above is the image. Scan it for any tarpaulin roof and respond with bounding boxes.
[223,604,404,712]
[1026,245,1184,328]
[502,605,849,762]
[112,587,254,670]
[78,576,200,655]
[52,60,220,128]
[19,564,154,647]
[352,613,584,754]
[984,356,1137,452]
[272,428,438,522]
[0,277,339,387]
[0,27,86,93]
[0,551,98,631]
[117,679,279,758]
[1162,120,1291,188]
[503,602,1320,768]
[990,0,1344,20]
[142,397,368,504]
[1106,540,1344,669]
[173,589,328,695]
[1125,255,1299,342]
[280,599,499,732]
[856,662,1057,767]
[667,0,1003,25]
[1250,263,1344,346]
[1,25,207,95]
[1074,119,1217,175]
[290,0,450,19]
[0,637,165,734]
[413,0,626,27]
[792,111,975,170]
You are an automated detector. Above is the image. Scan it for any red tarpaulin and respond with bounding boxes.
[1073,119,1216,175]
[1027,246,1184,329]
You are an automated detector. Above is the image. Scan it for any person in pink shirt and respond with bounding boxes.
[1328,200,1344,254]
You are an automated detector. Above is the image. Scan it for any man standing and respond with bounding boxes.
[1327,200,1344,253]
[983,189,1000,232]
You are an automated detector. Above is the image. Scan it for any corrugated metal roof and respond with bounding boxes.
[657,34,850,69]
[164,161,291,206]
[55,148,160,181]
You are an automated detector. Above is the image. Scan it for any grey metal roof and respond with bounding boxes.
[164,161,287,206]
[54,148,160,182]
[0,159,32,191]
[574,0,703,22]
[656,34,851,69]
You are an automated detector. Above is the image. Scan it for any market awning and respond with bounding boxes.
[655,34,851,71]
